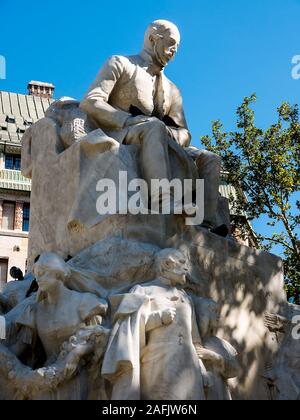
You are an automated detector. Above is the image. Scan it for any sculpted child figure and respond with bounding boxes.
[102,248,207,400]
[264,309,300,400]
[194,298,240,400]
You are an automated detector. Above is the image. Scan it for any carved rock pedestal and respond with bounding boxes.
[1,63,298,400]
[0,229,293,400]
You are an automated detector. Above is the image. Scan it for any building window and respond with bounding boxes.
[22,203,30,232]
[0,258,8,287]
[5,154,21,171]
[2,201,15,230]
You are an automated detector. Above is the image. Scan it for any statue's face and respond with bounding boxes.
[35,266,60,293]
[151,28,180,67]
[161,252,189,286]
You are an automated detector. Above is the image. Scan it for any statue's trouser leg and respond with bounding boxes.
[196,150,221,228]
[125,120,171,205]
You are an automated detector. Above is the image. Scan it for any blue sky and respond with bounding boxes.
[0,0,299,256]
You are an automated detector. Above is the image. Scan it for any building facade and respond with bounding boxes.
[0,82,54,287]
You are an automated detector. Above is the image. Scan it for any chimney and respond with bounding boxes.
[27,81,55,99]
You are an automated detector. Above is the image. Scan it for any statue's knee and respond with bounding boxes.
[197,150,221,165]
[146,118,167,133]
[207,151,221,162]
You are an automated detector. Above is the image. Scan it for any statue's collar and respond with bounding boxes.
[140,49,164,76]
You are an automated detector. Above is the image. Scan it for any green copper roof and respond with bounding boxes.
[0,91,53,145]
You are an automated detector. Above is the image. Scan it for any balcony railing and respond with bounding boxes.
[0,169,31,191]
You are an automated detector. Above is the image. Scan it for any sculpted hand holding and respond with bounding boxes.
[161,307,177,325]
[196,347,225,372]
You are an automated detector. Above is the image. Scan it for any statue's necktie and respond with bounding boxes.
[153,72,165,120]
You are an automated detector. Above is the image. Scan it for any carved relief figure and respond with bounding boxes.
[194,298,240,400]
[264,308,300,400]
[7,253,108,399]
[102,249,206,400]
[0,325,109,400]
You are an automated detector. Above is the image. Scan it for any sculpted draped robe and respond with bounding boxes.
[102,282,206,401]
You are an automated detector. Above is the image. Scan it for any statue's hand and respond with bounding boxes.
[264,312,288,333]
[64,354,80,378]
[161,307,177,325]
[124,115,155,127]
[197,348,224,370]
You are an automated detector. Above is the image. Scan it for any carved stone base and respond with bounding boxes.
[0,230,293,400]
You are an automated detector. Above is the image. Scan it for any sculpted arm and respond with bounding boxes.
[80,56,131,130]
[167,86,191,148]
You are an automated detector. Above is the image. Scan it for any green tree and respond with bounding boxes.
[201,94,300,303]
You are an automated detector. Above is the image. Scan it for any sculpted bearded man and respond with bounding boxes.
[81,19,222,230]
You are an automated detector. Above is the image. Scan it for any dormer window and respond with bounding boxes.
[5,115,15,124]
[17,127,26,134]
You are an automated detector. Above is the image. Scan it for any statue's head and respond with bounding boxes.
[196,298,221,337]
[155,248,189,286]
[143,20,181,68]
[33,252,71,294]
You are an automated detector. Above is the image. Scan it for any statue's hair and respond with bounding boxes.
[33,252,71,282]
[144,20,181,49]
[155,248,186,274]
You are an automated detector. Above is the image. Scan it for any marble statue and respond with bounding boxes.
[21,20,229,267]
[264,307,300,400]
[102,249,207,400]
[194,298,239,400]
[80,19,221,224]
[4,253,108,399]
[0,324,109,400]
[0,18,294,401]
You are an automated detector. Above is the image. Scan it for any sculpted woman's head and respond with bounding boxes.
[143,20,181,68]
[33,252,71,294]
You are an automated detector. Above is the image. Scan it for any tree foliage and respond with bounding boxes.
[201,95,300,303]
